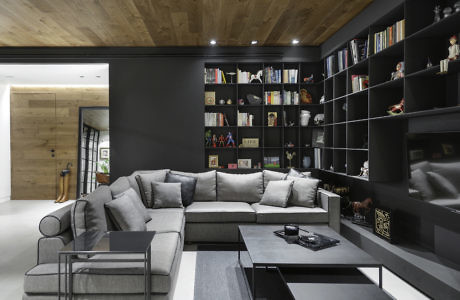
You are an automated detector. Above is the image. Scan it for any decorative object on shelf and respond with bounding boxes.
[218,134,225,147]
[218,99,225,105]
[302,156,311,168]
[205,129,212,147]
[250,70,263,83]
[390,61,404,80]
[387,98,404,115]
[267,112,277,127]
[312,128,324,147]
[285,151,296,168]
[240,138,259,148]
[434,5,441,22]
[319,95,325,104]
[247,94,262,105]
[226,99,232,105]
[351,75,369,92]
[426,57,433,68]
[257,162,262,169]
[374,207,394,243]
[303,74,314,83]
[212,134,217,148]
[456,1,460,12]
[342,102,347,111]
[226,72,236,83]
[359,160,369,177]
[238,159,252,169]
[300,89,313,104]
[238,98,245,105]
[300,110,311,127]
[329,165,334,171]
[305,143,311,147]
[264,156,280,168]
[205,91,216,105]
[313,113,324,125]
[351,197,373,228]
[208,155,219,168]
[228,163,237,169]
[440,35,459,73]
[285,141,295,148]
[443,6,452,18]
[226,132,236,147]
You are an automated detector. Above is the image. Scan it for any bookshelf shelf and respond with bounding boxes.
[370,77,403,89]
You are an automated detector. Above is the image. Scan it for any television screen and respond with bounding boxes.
[407,132,460,212]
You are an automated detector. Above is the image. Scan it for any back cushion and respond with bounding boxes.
[134,170,169,208]
[431,161,460,190]
[170,170,216,201]
[127,170,170,201]
[262,170,287,190]
[217,172,263,203]
[109,176,131,197]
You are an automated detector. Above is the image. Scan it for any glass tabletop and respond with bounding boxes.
[60,230,155,254]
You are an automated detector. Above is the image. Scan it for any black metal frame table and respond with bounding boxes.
[237,225,384,300]
[58,230,155,300]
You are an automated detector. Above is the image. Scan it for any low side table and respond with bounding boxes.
[58,230,155,300]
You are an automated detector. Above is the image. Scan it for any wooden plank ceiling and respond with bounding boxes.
[0,0,372,47]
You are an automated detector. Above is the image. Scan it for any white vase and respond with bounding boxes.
[300,110,311,127]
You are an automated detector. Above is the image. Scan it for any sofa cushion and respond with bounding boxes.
[165,172,197,206]
[216,172,263,203]
[39,204,72,237]
[151,182,184,209]
[146,208,185,235]
[185,201,256,223]
[286,176,320,208]
[135,170,169,208]
[259,180,294,207]
[127,170,170,202]
[426,171,458,198]
[105,195,147,231]
[287,168,306,178]
[109,176,131,197]
[251,203,328,224]
[263,170,287,190]
[410,168,435,200]
[24,232,181,295]
[170,170,216,201]
[431,161,460,190]
[114,188,151,223]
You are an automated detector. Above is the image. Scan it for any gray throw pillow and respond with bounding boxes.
[426,171,458,198]
[286,176,320,208]
[217,172,263,203]
[151,182,184,209]
[114,188,151,223]
[259,180,294,207]
[410,169,435,200]
[105,195,147,231]
[170,170,216,201]
[135,170,169,207]
[165,172,197,206]
[287,168,306,178]
[263,170,287,191]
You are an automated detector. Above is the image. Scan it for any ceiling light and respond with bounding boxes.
[251,40,258,45]
[80,75,85,78]
[209,39,217,45]
[96,75,101,78]
[292,39,299,45]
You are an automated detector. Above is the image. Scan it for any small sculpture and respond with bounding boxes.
[440,35,460,73]
[226,99,232,105]
[303,74,314,83]
[300,89,313,104]
[218,134,225,147]
[219,99,225,105]
[319,95,325,104]
[205,130,212,147]
[390,61,404,80]
[359,161,369,177]
[300,110,311,127]
[434,5,441,22]
[238,98,245,105]
[225,132,235,147]
[443,6,453,18]
[387,98,404,115]
[286,151,296,168]
[285,141,295,148]
[250,70,263,83]
[314,113,324,125]
[427,57,433,68]
[455,1,460,12]
[212,134,218,148]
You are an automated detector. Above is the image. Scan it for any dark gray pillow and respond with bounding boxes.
[426,171,458,198]
[105,195,147,231]
[262,170,287,191]
[135,170,169,207]
[259,180,294,207]
[286,176,320,208]
[165,172,197,206]
[287,168,306,178]
[114,188,151,223]
[151,182,184,209]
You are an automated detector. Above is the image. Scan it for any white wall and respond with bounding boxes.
[0,84,11,203]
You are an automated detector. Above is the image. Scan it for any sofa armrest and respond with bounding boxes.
[39,203,72,237]
[317,188,340,232]
[37,230,73,264]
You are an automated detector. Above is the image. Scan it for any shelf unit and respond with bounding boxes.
[320,1,460,182]
[204,62,323,169]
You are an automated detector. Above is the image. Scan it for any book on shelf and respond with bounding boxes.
[351,75,369,93]
[337,48,348,72]
[264,156,280,168]
[264,66,282,83]
[264,91,281,105]
[373,19,405,54]
[204,112,229,127]
[326,55,336,78]
[204,68,227,84]
[283,69,298,83]
[349,38,369,65]
[237,111,254,126]
[282,90,299,105]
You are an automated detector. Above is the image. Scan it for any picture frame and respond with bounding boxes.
[374,207,394,243]
[312,129,324,147]
[205,91,216,106]
[99,148,110,159]
[208,155,219,168]
[238,159,252,169]
[267,112,277,127]
[241,138,259,148]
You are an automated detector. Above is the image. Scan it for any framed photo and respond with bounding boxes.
[241,138,259,148]
[238,159,252,169]
[228,163,238,169]
[99,148,110,159]
[208,155,219,168]
[312,129,324,147]
[267,112,277,127]
[205,91,216,106]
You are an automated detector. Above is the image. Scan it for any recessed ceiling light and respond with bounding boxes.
[251,40,258,45]
[80,75,85,78]
[96,75,101,78]
[209,39,217,45]
[292,39,299,45]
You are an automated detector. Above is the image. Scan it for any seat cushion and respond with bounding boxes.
[251,203,328,224]
[216,172,263,203]
[185,201,256,223]
[146,208,185,234]
[170,170,216,201]
[24,232,180,295]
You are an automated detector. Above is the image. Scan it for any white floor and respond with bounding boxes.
[0,200,428,300]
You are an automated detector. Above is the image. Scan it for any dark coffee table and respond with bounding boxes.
[238,225,389,299]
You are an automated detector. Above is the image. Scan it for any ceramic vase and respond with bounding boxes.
[300,110,311,127]
[302,156,311,168]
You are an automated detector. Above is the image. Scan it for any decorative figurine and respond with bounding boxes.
[212,134,218,148]
[225,132,235,147]
[205,129,212,147]
[267,112,278,127]
[440,35,460,73]
[300,89,313,104]
[303,73,314,83]
[427,57,433,68]
[285,141,295,148]
[443,6,453,18]
[226,72,236,83]
[250,70,263,83]
[219,99,225,105]
[359,161,369,177]
[302,156,311,168]
[434,5,441,22]
[218,134,225,147]
[238,98,245,105]
[390,61,405,80]
[352,197,373,227]
[319,95,325,104]
[226,98,232,105]
[342,102,347,111]
[300,110,311,127]
[455,1,460,12]
[387,98,404,115]
[314,113,324,125]
[286,151,296,168]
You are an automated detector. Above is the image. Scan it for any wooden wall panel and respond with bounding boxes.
[10,87,108,200]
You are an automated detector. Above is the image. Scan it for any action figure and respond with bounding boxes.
[218,134,225,147]
[440,35,460,72]
[225,132,236,147]
[205,130,212,147]
[212,134,217,148]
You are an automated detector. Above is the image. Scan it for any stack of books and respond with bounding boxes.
[204,68,227,84]
[264,91,282,105]
[283,69,298,83]
[283,90,299,105]
[237,69,256,83]
[264,66,282,83]
[264,157,280,168]
[204,112,229,127]
[337,48,349,72]
[326,55,336,78]
[374,19,405,54]
[349,38,369,64]
[237,111,255,126]
[351,75,369,93]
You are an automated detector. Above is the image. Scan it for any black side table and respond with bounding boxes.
[58,230,155,300]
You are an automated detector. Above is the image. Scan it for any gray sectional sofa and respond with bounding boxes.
[23,169,340,299]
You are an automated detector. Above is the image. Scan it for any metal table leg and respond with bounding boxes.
[147,245,151,300]
[69,255,73,300]
[64,255,68,300]
[379,266,383,289]
[58,253,61,300]
[252,264,256,299]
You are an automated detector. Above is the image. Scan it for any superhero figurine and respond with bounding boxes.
[226,132,236,147]
[205,130,212,147]
[218,134,226,147]
[212,134,217,148]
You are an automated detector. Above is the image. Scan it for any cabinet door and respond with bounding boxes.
[10,93,56,200]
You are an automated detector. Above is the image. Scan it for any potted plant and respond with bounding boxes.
[96,159,110,184]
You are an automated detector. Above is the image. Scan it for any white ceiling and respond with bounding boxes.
[0,64,108,86]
